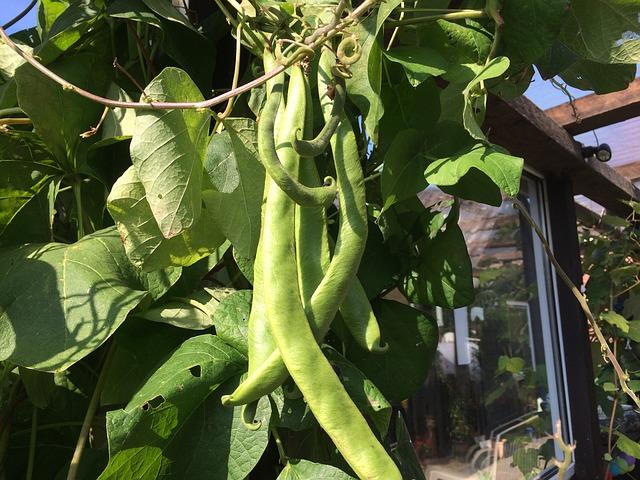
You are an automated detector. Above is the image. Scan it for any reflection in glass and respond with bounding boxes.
[406,177,566,480]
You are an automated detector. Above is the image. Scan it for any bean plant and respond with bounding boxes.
[0,0,638,479]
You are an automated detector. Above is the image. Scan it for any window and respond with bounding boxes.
[406,175,572,479]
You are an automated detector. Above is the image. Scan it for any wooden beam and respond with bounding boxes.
[545,78,640,134]
[616,161,640,181]
[485,95,640,216]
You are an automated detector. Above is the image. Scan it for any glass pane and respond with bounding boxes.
[407,177,564,479]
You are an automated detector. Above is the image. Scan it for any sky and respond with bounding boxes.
[2,0,38,34]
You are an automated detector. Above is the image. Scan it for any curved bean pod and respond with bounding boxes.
[257,64,337,207]
[293,81,345,158]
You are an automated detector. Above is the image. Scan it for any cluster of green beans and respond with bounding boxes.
[220,46,400,480]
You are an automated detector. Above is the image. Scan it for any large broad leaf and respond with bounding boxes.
[130,67,210,239]
[101,319,193,406]
[380,129,427,213]
[500,0,569,66]
[107,166,226,272]
[100,335,270,480]
[348,300,438,402]
[201,118,265,259]
[0,130,61,239]
[0,228,178,372]
[378,73,439,156]
[384,47,449,87]
[277,460,356,480]
[561,0,640,64]
[425,143,524,198]
[346,0,403,141]
[204,130,240,194]
[560,61,637,94]
[15,53,110,166]
[142,0,199,33]
[461,57,510,141]
[412,205,475,308]
[212,289,251,355]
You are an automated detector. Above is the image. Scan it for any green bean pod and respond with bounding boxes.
[261,51,401,480]
[222,54,384,408]
[257,61,337,207]
[292,82,345,158]
[240,51,283,430]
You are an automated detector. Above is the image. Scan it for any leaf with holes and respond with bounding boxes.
[130,67,210,239]
[100,335,271,480]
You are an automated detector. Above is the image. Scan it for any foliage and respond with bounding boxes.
[580,203,640,475]
[0,0,636,478]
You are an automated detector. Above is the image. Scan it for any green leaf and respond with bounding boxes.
[559,60,636,94]
[276,459,356,480]
[107,166,226,271]
[497,355,526,374]
[201,118,265,259]
[413,206,475,308]
[36,0,104,63]
[204,131,239,193]
[323,346,392,436]
[462,57,510,141]
[384,47,449,86]
[101,319,193,406]
[346,0,403,141]
[212,290,251,355]
[130,67,210,238]
[617,432,640,459]
[379,75,439,156]
[601,311,630,333]
[142,0,200,33]
[19,367,56,409]
[380,129,427,213]
[626,321,640,342]
[390,413,426,480]
[349,300,438,402]
[437,19,492,63]
[425,144,524,197]
[0,160,60,238]
[500,0,569,65]
[100,336,270,480]
[561,0,640,64]
[100,83,137,142]
[603,382,618,392]
[137,288,231,330]
[0,228,177,371]
[15,53,110,165]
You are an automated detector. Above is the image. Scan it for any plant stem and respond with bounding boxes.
[512,197,640,410]
[0,107,25,117]
[66,344,115,480]
[215,20,244,132]
[72,181,85,240]
[26,407,37,480]
[0,118,32,127]
[270,426,287,464]
[386,10,485,27]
